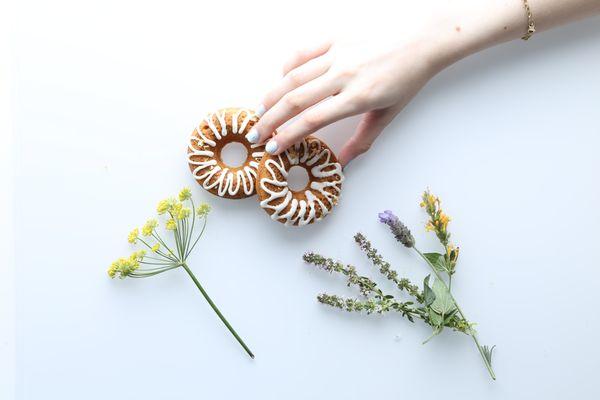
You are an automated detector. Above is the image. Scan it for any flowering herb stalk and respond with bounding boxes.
[304,190,496,380]
[108,188,254,359]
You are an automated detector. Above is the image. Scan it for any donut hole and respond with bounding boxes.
[287,165,310,192]
[220,142,248,168]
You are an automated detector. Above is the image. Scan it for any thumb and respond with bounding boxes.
[338,107,399,167]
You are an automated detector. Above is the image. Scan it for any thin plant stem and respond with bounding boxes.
[151,233,178,261]
[181,263,254,359]
[138,236,178,263]
[413,246,496,380]
[186,217,207,259]
[130,265,180,277]
[187,199,196,255]
[140,261,176,266]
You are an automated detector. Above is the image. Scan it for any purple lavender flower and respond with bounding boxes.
[378,210,415,248]
[378,210,397,224]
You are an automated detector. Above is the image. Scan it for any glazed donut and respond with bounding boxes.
[256,136,344,226]
[187,108,265,199]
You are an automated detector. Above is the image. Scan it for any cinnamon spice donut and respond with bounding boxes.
[256,136,344,226]
[187,108,266,199]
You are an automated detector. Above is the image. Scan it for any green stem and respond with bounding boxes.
[187,199,196,255]
[413,247,496,380]
[130,264,180,277]
[181,263,254,359]
[151,233,179,261]
[185,217,207,259]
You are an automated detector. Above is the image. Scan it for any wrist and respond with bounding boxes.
[424,1,528,71]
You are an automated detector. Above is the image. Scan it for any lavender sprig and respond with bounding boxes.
[378,210,415,248]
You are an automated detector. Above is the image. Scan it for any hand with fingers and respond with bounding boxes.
[245,0,600,167]
[245,38,441,167]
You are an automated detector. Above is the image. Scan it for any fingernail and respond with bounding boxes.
[245,128,260,144]
[265,140,278,154]
[255,104,266,117]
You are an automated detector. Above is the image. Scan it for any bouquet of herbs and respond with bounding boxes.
[107,188,254,358]
[304,190,496,379]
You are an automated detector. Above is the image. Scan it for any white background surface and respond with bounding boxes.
[5,0,600,398]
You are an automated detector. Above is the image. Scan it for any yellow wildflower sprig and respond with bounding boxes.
[420,189,460,277]
[421,190,451,246]
[107,187,253,359]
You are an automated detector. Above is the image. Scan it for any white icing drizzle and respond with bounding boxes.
[188,109,264,197]
[259,137,344,226]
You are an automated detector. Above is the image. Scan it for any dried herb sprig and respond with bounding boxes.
[305,190,496,380]
[353,233,423,302]
[108,187,254,358]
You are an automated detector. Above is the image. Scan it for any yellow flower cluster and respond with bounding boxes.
[128,228,139,244]
[179,187,192,201]
[142,219,158,236]
[166,218,177,230]
[156,197,192,221]
[108,250,146,279]
[420,190,451,245]
[157,198,177,215]
[112,188,211,280]
[197,203,211,217]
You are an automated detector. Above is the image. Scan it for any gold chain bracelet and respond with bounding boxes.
[521,0,536,40]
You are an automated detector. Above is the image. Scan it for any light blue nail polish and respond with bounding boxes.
[255,104,266,117]
[265,140,278,154]
[245,128,260,144]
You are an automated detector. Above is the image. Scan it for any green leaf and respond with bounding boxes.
[423,275,436,307]
[423,253,448,273]
[443,309,458,325]
[482,345,496,366]
[431,278,456,316]
[428,308,443,326]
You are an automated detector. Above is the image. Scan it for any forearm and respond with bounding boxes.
[430,0,600,70]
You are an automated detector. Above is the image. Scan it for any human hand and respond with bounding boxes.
[245,0,599,167]
[245,35,445,166]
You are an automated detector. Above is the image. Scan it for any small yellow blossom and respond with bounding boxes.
[421,191,438,211]
[446,244,459,265]
[151,243,160,253]
[172,201,183,216]
[128,228,139,244]
[130,250,146,262]
[166,218,177,230]
[142,219,158,236]
[157,198,176,215]
[179,187,192,201]
[438,212,450,229]
[177,207,191,220]
[197,203,211,217]
[107,263,117,278]
[421,189,451,246]
[107,251,145,279]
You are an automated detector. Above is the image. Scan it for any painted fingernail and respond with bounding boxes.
[245,128,260,144]
[265,140,279,154]
[255,104,266,117]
